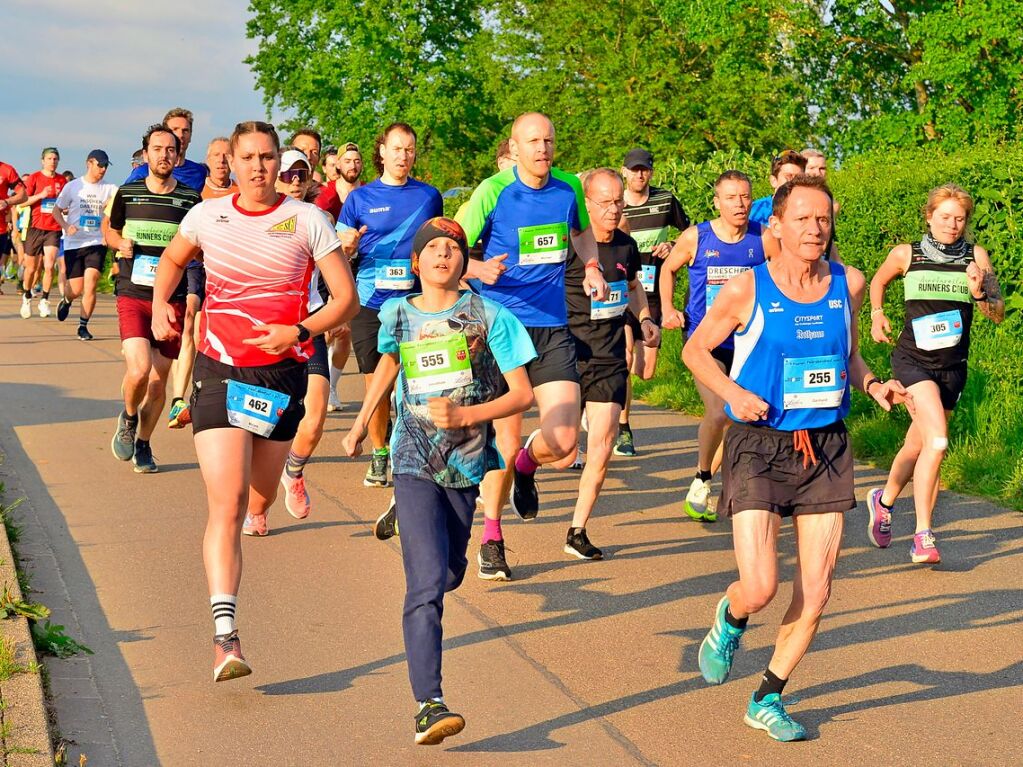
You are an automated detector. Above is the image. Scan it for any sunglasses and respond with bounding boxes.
[279,169,309,184]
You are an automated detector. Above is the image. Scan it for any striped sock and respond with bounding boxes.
[79,316,89,329]
[285,450,310,479]
[211,594,237,636]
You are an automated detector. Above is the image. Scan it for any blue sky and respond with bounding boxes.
[2,0,282,181]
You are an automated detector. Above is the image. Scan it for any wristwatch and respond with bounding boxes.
[295,323,311,343]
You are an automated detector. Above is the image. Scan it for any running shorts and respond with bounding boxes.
[64,245,106,279]
[186,262,206,305]
[578,358,628,407]
[891,348,967,411]
[0,233,11,255]
[116,295,185,359]
[625,306,663,349]
[525,326,579,387]
[25,228,60,256]
[351,305,383,374]
[308,334,329,380]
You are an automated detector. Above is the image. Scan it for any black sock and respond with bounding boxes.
[878,496,893,510]
[135,438,150,451]
[42,290,50,299]
[620,421,631,432]
[123,410,139,426]
[696,469,712,482]
[23,289,31,299]
[724,607,748,629]
[754,668,787,702]
[79,316,89,328]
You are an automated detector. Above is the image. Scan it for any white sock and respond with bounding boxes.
[211,594,237,636]
[329,365,343,399]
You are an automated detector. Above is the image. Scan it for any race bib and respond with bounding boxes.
[129,255,160,287]
[631,227,668,254]
[80,214,101,232]
[591,280,628,320]
[912,309,963,351]
[783,354,846,410]
[640,264,656,293]
[226,380,291,438]
[706,265,750,310]
[399,333,473,395]
[41,198,56,214]
[518,222,569,266]
[375,259,414,290]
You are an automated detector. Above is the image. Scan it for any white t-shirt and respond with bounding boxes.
[55,178,118,249]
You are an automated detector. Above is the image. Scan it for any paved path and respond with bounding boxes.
[0,296,1020,766]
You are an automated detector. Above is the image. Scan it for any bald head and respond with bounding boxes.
[511,112,554,141]
[510,112,555,185]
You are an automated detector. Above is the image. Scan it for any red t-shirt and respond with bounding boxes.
[0,162,23,235]
[26,171,68,231]
[314,182,342,222]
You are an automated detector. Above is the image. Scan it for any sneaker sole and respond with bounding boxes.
[373,510,397,540]
[743,713,804,742]
[242,527,269,537]
[476,552,510,581]
[415,715,465,746]
[132,464,159,474]
[509,475,538,521]
[911,552,940,564]
[213,658,252,683]
[363,477,390,487]
[612,447,636,456]
[683,500,709,521]
[563,544,602,561]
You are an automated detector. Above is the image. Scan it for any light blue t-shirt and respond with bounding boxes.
[748,195,774,227]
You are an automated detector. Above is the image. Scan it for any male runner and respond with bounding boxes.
[660,171,774,521]
[618,147,689,456]
[21,147,68,318]
[802,148,842,261]
[202,137,238,200]
[455,111,608,581]
[0,161,27,290]
[340,123,443,487]
[290,128,324,184]
[565,169,658,559]
[747,150,806,227]
[107,123,201,473]
[684,174,911,741]
[51,150,118,339]
[323,147,340,182]
[126,108,208,192]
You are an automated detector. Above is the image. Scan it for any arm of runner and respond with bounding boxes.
[1,182,27,210]
[682,270,767,421]
[342,353,400,458]
[465,252,508,284]
[428,365,533,429]
[151,232,201,341]
[968,246,1005,324]
[572,227,609,301]
[869,243,911,343]
[50,205,76,237]
[659,224,697,329]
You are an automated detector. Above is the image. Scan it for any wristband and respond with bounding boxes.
[585,261,602,272]
[865,376,882,394]
[870,307,884,316]
[295,323,311,343]
[640,316,655,325]
[971,291,987,301]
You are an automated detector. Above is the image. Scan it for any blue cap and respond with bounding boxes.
[87,149,111,167]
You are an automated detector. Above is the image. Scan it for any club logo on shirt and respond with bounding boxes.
[828,299,843,309]
[369,206,391,214]
[216,215,230,223]
[769,301,784,313]
[268,215,297,236]
[748,248,756,259]
[456,349,467,361]
[704,249,720,259]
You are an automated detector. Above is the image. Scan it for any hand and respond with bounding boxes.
[118,238,134,258]
[870,379,915,415]
[870,311,892,343]
[661,306,685,330]
[342,424,368,458]
[583,267,608,302]
[42,185,54,197]
[65,225,79,237]
[966,262,985,297]
[650,242,671,259]
[428,397,468,429]
[476,253,508,285]
[242,324,300,355]
[151,302,181,342]
[727,389,770,422]
[640,318,661,348]
[340,225,367,257]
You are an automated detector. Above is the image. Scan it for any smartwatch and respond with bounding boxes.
[295,323,311,343]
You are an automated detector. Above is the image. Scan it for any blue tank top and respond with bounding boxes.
[685,221,765,349]
[727,260,851,431]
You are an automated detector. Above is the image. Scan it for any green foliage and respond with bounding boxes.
[0,585,49,621]
[30,621,93,659]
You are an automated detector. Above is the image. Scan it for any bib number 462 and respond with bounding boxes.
[245,396,271,414]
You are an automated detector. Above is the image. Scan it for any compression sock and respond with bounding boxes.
[329,364,343,398]
[754,668,787,702]
[285,450,310,479]
[696,469,712,482]
[482,516,503,544]
[211,594,237,636]
[725,607,748,629]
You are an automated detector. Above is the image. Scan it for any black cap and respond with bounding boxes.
[623,148,654,169]
[87,149,111,167]
[412,217,470,276]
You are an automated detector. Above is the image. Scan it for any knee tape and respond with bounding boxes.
[931,437,948,451]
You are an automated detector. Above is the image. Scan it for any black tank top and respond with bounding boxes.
[894,241,974,369]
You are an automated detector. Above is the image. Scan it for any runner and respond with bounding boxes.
[802,149,842,262]
[496,139,514,172]
[659,171,773,522]
[322,146,340,183]
[683,174,911,742]
[126,107,208,192]
[747,150,806,227]
[564,169,658,559]
[454,111,608,581]
[618,147,689,456]
[51,150,118,339]
[339,123,443,488]
[342,217,534,744]
[106,123,202,473]
[866,184,1003,563]
[289,128,324,184]
[151,120,357,682]
[167,138,241,429]
[20,147,68,318]
[130,149,144,170]
[0,160,27,293]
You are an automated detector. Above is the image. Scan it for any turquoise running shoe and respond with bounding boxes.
[744,692,807,742]
[698,595,745,684]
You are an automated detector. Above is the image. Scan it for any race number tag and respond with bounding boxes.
[705,265,750,310]
[782,354,846,409]
[911,309,963,351]
[517,222,569,265]
[399,333,473,395]
[129,255,160,287]
[640,264,656,293]
[226,380,291,438]
[80,215,101,231]
[41,198,56,214]
[591,280,628,320]
[375,259,414,290]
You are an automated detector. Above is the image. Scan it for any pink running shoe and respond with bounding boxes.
[242,510,269,537]
[867,488,893,548]
[280,470,311,519]
[213,631,251,682]
[911,530,941,564]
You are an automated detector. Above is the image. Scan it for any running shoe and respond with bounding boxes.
[866,488,893,548]
[132,442,158,474]
[56,298,71,322]
[373,497,398,540]
[213,631,252,683]
[477,540,511,581]
[19,296,31,319]
[327,392,344,412]
[510,431,540,520]
[280,470,311,519]
[242,510,269,537]
[414,701,465,746]
[167,398,191,429]
[698,595,745,685]
[911,529,941,564]
[364,450,390,487]
[77,325,94,341]
[684,477,716,522]
[744,692,807,742]
[565,527,603,560]
[38,298,50,318]
[612,426,636,456]
[111,412,136,461]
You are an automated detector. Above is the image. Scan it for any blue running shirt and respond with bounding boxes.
[748,195,773,227]
[125,158,208,193]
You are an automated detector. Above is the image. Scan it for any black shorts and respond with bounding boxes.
[891,349,967,411]
[308,334,329,379]
[186,262,206,304]
[190,353,307,441]
[0,233,11,255]
[350,305,382,374]
[625,308,663,350]
[25,228,60,256]
[64,245,106,279]
[525,326,579,387]
[578,359,628,407]
[721,420,856,518]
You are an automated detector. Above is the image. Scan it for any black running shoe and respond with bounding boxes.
[56,298,71,322]
[132,442,158,474]
[477,540,511,581]
[414,701,465,746]
[77,325,94,341]
[364,451,390,487]
[510,467,539,521]
[564,527,603,560]
[374,497,398,540]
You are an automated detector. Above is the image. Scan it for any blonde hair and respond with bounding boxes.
[925,184,974,222]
